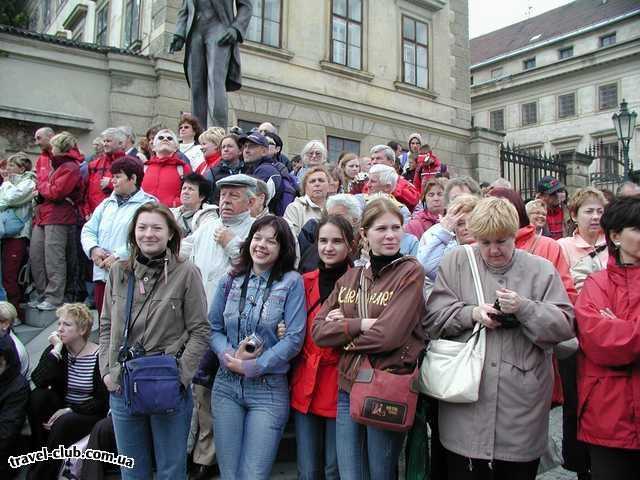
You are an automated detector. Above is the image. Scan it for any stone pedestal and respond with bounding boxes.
[469,127,505,183]
[558,151,595,195]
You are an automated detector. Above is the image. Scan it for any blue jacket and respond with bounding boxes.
[247,156,282,198]
[80,188,157,282]
[210,270,306,378]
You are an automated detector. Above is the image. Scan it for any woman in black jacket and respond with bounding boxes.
[27,303,107,479]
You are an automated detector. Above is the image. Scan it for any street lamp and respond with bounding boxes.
[612,99,637,179]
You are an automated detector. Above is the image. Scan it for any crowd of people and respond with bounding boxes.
[0,115,639,480]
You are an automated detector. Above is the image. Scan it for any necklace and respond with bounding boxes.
[68,342,88,365]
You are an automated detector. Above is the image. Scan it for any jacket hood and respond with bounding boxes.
[0,330,20,385]
[52,153,81,169]
[147,153,188,167]
[515,224,536,246]
[68,146,85,164]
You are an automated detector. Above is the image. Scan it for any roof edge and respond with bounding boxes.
[471,7,640,69]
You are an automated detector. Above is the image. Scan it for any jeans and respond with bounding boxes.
[109,388,193,480]
[294,410,338,480]
[212,371,290,479]
[336,389,405,480]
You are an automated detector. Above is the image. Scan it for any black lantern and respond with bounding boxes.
[612,99,638,179]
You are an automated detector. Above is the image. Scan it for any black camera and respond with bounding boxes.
[489,299,520,329]
[118,341,146,363]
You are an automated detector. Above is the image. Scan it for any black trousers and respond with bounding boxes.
[446,450,539,480]
[559,353,590,473]
[590,445,640,480]
[27,388,102,480]
[427,396,448,480]
[80,415,117,480]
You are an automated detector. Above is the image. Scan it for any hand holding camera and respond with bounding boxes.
[488,289,523,329]
[236,334,264,360]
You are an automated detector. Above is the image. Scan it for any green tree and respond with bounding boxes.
[0,0,30,29]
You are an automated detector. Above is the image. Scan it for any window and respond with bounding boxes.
[331,0,362,70]
[558,46,573,59]
[71,17,85,41]
[124,0,141,49]
[599,32,616,47]
[558,93,576,119]
[327,136,360,163]
[523,58,536,70]
[598,142,620,174]
[491,67,503,79]
[237,120,260,134]
[95,3,109,46]
[402,16,429,89]
[470,75,474,85]
[44,0,52,27]
[521,102,537,126]
[490,109,505,131]
[598,83,618,110]
[246,0,281,47]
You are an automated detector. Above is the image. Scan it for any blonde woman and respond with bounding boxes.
[195,126,226,175]
[28,303,107,479]
[284,166,331,237]
[29,132,83,310]
[425,197,574,480]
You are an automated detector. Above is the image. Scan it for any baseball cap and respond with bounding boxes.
[239,132,269,148]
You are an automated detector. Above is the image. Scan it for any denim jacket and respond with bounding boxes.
[210,269,306,378]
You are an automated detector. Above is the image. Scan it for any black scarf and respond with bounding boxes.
[370,251,402,277]
[136,251,167,268]
[318,260,350,303]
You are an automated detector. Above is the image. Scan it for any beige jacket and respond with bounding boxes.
[283,195,323,237]
[424,246,574,462]
[99,252,210,388]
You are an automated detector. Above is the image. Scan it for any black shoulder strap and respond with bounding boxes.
[121,272,135,355]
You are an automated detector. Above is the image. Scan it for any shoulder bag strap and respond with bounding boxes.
[120,272,135,357]
[463,245,485,336]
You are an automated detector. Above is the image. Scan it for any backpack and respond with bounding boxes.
[269,160,300,216]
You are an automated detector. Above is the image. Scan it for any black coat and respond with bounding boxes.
[0,332,29,465]
[31,345,108,417]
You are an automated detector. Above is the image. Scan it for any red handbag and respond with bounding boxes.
[348,267,419,432]
[349,356,419,432]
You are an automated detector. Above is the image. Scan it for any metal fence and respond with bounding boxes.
[586,139,625,192]
[500,143,567,200]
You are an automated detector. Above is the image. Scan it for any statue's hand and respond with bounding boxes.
[169,34,185,53]
[217,27,238,46]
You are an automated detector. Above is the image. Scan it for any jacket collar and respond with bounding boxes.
[362,254,411,281]
[606,254,640,286]
[571,230,606,250]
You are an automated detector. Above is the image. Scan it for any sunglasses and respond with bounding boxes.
[158,135,174,141]
[179,125,191,130]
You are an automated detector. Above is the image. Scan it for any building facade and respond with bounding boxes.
[2,0,477,176]
[470,0,640,180]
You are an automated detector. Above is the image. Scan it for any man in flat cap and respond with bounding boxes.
[189,174,257,305]
[170,0,252,129]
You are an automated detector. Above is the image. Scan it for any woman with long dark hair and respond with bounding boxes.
[210,215,306,479]
[99,203,209,479]
[290,215,355,479]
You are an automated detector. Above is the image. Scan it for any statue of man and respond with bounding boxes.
[170,0,253,129]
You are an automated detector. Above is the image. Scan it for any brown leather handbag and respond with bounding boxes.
[348,267,419,432]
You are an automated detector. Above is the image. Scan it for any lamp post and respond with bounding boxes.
[612,99,637,180]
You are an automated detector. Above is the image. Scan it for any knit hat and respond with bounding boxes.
[408,132,423,144]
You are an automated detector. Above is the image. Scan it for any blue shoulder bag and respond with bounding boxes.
[119,272,183,415]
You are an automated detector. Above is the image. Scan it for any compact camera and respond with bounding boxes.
[243,334,264,354]
[118,341,146,363]
[488,299,520,329]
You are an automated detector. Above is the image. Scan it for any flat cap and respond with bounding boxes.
[217,174,258,191]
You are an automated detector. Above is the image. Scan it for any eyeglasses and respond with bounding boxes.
[158,135,174,141]
[178,125,191,130]
[307,151,323,158]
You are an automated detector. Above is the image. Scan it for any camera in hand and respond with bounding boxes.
[488,299,520,329]
[243,333,264,354]
[118,341,146,363]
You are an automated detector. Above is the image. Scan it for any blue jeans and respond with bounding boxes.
[336,389,406,480]
[212,371,290,479]
[294,410,339,480]
[109,388,193,480]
